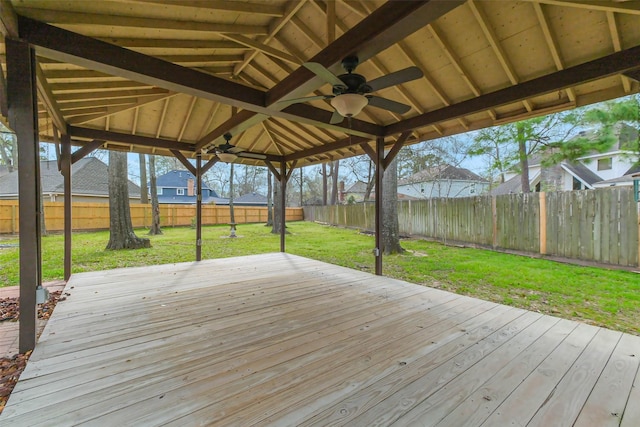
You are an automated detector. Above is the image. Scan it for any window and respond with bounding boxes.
[572,177,583,190]
[176,188,185,195]
[157,188,163,195]
[597,157,612,171]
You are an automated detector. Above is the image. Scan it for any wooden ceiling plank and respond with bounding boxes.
[220,33,301,65]
[132,106,139,134]
[0,0,17,37]
[68,126,194,151]
[36,60,67,132]
[606,11,632,93]
[428,23,496,120]
[261,123,285,156]
[98,38,242,49]
[233,0,306,76]
[533,2,577,102]
[266,1,465,106]
[19,16,380,139]
[386,43,640,136]
[197,102,220,140]
[44,69,116,80]
[15,9,269,34]
[196,110,264,151]
[291,16,325,49]
[468,0,533,112]
[326,0,336,44]
[55,88,170,102]
[156,98,170,138]
[68,93,176,125]
[523,0,640,15]
[126,0,284,16]
[59,98,138,111]
[50,80,153,93]
[178,96,198,141]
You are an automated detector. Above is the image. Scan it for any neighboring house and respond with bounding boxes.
[233,192,268,206]
[340,180,416,203]
[492,124,639,194]
[155,170,227,204]
[398,165,489,199]
[0,165,10,178]
[0,157,141,202]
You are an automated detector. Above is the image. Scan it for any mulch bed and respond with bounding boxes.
[0,290,67,413]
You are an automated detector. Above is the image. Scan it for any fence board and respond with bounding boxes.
[0,201,302,234]
[304,189,638,268]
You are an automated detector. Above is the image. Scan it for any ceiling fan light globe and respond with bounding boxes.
[331,93,368,117]
[217,152,237,162]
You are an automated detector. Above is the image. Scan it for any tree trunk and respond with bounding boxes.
[299,168,303,206]
[381,155,404,255]
[517,122,531,193]
[138,153,149,204]
[364,160,374,201]
[106,151,150,249]
[330,159,339,205]
[266,171,273,226]
[148,154,162,235]
[271,172,288,235]
[321,162,328,205]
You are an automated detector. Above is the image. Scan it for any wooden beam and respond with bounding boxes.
[170,149,197,175]
[383,131,411,170]
[35,61,67,132]
[61,133,72,281]
[374,136,384,276]
[279,161,287,253]
[285,160,297,181]
[201,157,219,175]
[264,160,281,182]
[196,109,261,151]
[360,142,376,163]
[19,16,380,139]
[71,139,104,164]
[219,33,300,65]
[97,38,242,49]
[606,11,632,93]
[16,9,269,34]
[0,0,17,37]
[67,93,174,125]
[7,37,41,352]
[130,0,284,16]
[286,135,370,162]
[68,126,195,151]
[266,0,464,106]
[195,154,202,261]
[523,0,640,15]
[386,44,640,136]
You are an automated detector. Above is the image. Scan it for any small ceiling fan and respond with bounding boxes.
[283,56,423,124]
[214,133,266,162]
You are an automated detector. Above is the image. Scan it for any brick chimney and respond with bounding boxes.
[187,178,195,196]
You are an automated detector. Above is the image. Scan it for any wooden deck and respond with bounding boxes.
[1,253,639,426]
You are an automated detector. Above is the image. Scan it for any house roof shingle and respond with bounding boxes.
[399,165,487,186]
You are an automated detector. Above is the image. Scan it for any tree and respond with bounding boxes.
[266,170,273,226]
[271,171,284,234]
[330,160,340,205]
[106,151,150,249]
[543,95,638,166]
[138,153,149,204]
[148,154,162,235]
[0,128,17,172]
[229,162,235,224]
[381,154,404,254]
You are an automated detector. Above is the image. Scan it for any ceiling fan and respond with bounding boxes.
[213,133,266,162]
[283,56,423,124]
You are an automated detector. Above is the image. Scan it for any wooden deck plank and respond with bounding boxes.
[0,253,638,426]
[574,333,640,427]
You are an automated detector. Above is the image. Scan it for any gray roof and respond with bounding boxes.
[399,165,487,185]
[489,175,523,195]
[562,162,602,187]
[344,181,368,194]
[0,157,141,197]
[234,192,268,205]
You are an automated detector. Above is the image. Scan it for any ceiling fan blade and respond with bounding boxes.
[367,66,423,92]
[329,110,344,124]
[303,62,346,88]
[367,96,411,114]
[228,146,245,154]
[236,152,267,160]
[278,94,331,107]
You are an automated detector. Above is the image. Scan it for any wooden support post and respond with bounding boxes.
[196,154,202,261]
[62,134,72,281]
[375,136,384,276]
[7,38,41,353]
[280,161,287,253]
[539,192,547,255]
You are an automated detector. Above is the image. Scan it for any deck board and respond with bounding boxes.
[1,253,638,426]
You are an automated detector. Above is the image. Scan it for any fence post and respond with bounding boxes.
[637,200,640,267]
[539,192,547,255]
[491,196,497,248]
[11,204,16,233]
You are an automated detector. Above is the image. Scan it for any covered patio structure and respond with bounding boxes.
[1,0,639,424]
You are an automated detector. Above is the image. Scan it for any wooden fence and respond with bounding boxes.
[0,201,303,233]
[304,188,640,268]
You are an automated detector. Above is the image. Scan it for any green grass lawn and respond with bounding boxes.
[1,221,639,334]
